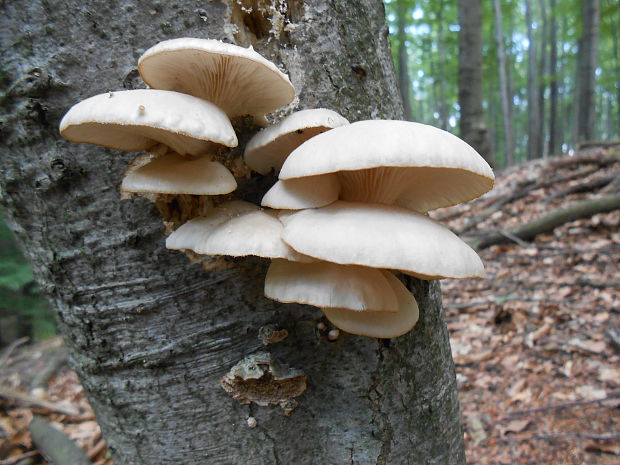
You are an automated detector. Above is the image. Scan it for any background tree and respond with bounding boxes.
[575,0,600,142]
[457,0,492,163]
[396,0,414,120]
[0,1,466,464]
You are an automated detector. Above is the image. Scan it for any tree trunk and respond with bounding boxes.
[396,0,414,121]
[492,0,514,165]
[0,1,466,465]
[458,0,492,164]
[537,0,548,158]
[548,0,560,156]
[525,0,542,160]
[575,0,600,142]
[436,0,448,131]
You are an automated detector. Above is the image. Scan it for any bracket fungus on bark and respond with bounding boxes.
[219,352,307,415]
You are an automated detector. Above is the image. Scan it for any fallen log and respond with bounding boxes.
[471,192,620,249]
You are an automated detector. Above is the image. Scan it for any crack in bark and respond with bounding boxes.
[261,427,282,465]
[367,342,393,465]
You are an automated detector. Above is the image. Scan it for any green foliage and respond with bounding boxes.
[0,210,55,344]
[384,0,619,166]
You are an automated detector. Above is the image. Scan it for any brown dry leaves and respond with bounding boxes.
[435,147,620,465]
[0,338,112,465]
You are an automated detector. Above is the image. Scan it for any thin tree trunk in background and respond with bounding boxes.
[613,0,620,137]
[526,0,542,159]
[575,0,600,142]
[397,0,413,120]
[0,1,467,464]
[537,0,548,157]
[492,0,514,165]
[437,0,448,130]
[458,0,492,163]
[548,0,560,156]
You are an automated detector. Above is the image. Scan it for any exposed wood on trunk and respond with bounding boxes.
[472,193,620,249]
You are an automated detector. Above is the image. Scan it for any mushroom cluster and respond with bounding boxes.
[249,120,494,338]
[60,38,295,228]
[60,37,494,340]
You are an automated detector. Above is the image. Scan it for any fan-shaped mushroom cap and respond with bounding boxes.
[278,120,494,213]
[244,109,349,174]
[120,153,237,195]
[166,201,311,262]
[59,89,237,155]
[323,271,419,338]
[261,174,340,209]
[280,201,485,279]
[265,259,398,312]
[138,38,295,123]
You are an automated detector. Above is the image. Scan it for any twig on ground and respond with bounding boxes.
[0,337,29,368]
[0,386,80,417]
[506,391,620,417]
[0,450,41,465]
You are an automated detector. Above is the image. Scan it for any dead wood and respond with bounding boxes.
[471,192,620,249]
[506,391,620,417]
[0,337,29,368]
[0,387,80,416]
[29,417,91,465]
[547,171,619,202]
[575,139,620,150]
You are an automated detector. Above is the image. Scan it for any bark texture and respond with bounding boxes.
[457,0,492,164]
[0,1,466,464]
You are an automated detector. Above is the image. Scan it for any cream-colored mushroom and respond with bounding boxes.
[59,89,238,155]
[138,38,295,124]
[323,270,420,339]
[265,259,399,312]
[121,153,237,195]
[166,200,311,262]
[267,120,494,213]
[280,201,485,279]
[244,108,349,175]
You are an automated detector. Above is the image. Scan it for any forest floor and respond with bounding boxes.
[0,145,618,465]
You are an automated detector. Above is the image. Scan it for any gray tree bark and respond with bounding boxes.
[457,0,492,164]
[0,1,466,465]
[575,0,600,142]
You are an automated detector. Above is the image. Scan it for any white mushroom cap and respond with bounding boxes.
[278,120,494,212]
[244,109,349,174]
[166,201,311,262]
[138,38,295,123]
[280,201,485,279]
[323,270,419,338]
[264,259,398,312]
[120,153,237,195]
[59,89,238,155]
[261,174,340,209]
